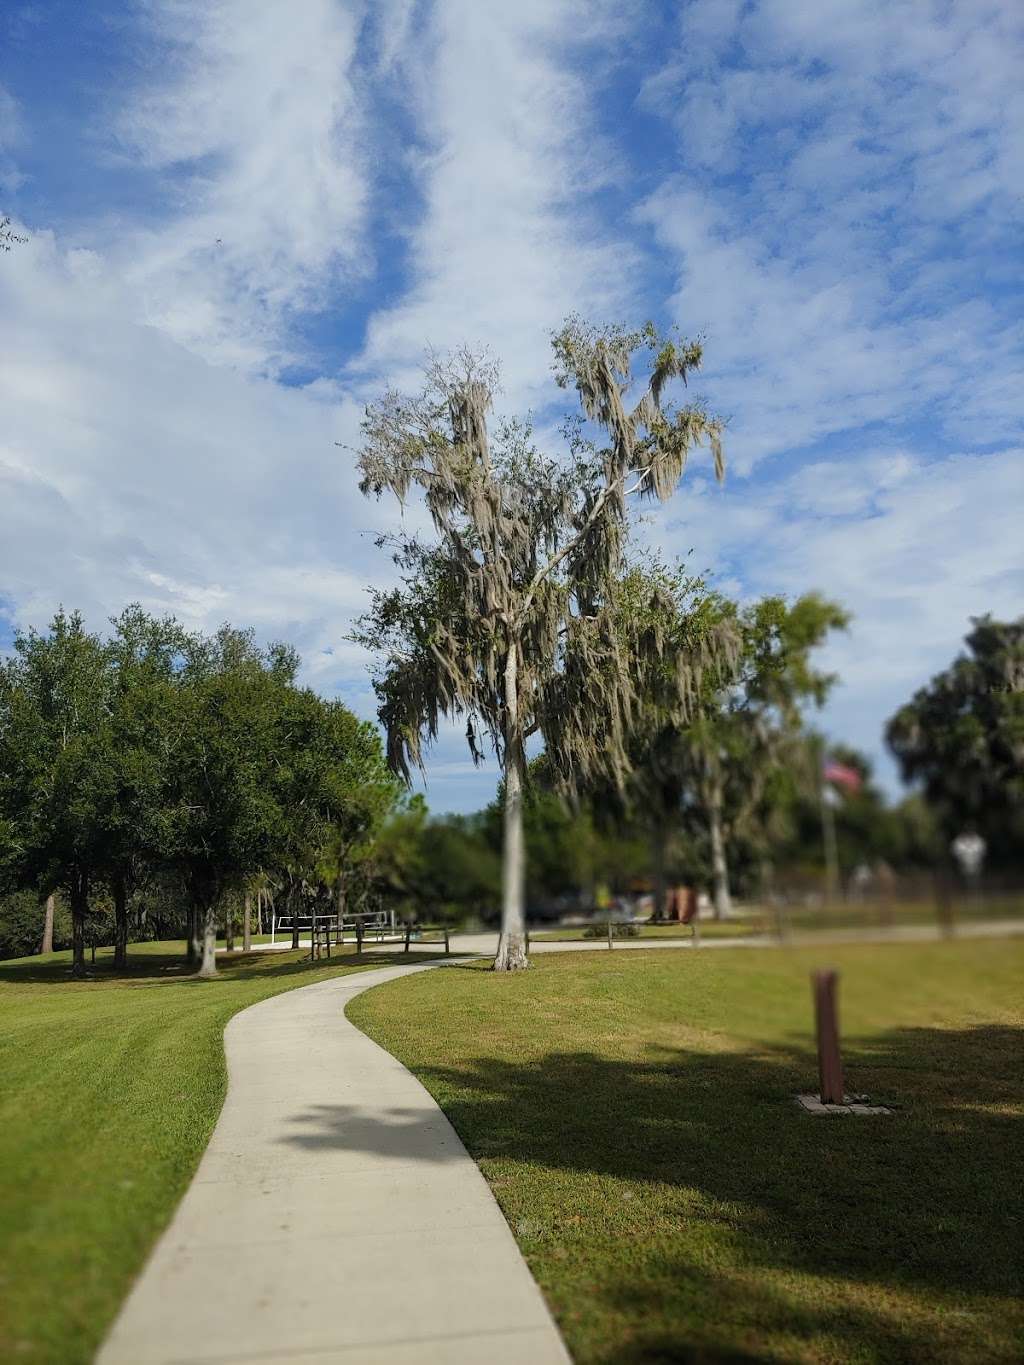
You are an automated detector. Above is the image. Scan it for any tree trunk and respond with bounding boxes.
[185,902,202,965]
[40,893,55,955]
[69,873,88,978]
[198,902,218,977]
[243,891,252,953]
[225,896,234,952]
[650,822,668,922]
[113,875,129,969]
[709,786,733,920]
[290,884,301,950]
[494,645,528,972]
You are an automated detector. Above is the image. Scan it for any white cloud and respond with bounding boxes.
[638,0,1024,468]
[113,0,370,371]
[355,0,636,407]
[0,230,388,699]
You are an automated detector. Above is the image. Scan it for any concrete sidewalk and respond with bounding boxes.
[98,960,570,1365]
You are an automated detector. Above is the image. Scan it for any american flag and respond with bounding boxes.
[823,760,862,793]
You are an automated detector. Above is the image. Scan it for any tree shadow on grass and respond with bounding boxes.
[0,946,461,987]
[278,1022,1023,1362]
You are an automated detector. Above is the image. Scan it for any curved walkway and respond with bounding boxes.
[98,959,570,1365]
[98,918,1024,1363]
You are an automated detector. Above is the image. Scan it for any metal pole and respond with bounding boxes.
[812,969,844,1104]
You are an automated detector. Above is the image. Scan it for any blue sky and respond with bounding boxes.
[1,0,1022,811]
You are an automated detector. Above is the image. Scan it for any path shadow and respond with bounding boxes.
[279,1102,464,1163]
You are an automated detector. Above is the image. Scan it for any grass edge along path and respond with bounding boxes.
[349,940,1024,1365]
[0,942,425,1365]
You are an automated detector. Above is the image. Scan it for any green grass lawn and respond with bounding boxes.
[0,940,408,1365]
[350,940,1024,1364]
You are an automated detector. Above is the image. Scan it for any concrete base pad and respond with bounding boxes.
[796,1093,893,1116]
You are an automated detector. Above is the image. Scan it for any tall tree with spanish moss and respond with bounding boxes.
[353,319,726,970]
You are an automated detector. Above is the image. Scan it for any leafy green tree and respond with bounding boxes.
[95,607,192,966]
[620,592,847,917]
[168,629,299,975]
[171,627,391,974]
[353,321,724,969]
[0,611,111,975]
[887,616,1024,865]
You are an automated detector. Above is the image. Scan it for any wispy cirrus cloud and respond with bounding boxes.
[356,0,636,407]
[113,0,371,372]
[639,0,1024,468]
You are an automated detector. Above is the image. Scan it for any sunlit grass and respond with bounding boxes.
[350,939,1024,1363]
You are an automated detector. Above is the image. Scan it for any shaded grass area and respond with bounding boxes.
[350,941,1024,1364]
[0,941,405,1365]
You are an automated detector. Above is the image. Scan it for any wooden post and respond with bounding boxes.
[607,917,613,949]
[444,927,450,956]
[404,922,411,954]
[356,915,363,957]
[812,969,844,1105]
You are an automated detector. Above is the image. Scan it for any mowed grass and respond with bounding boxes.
[349,940,1024,1364]
[0,940,399,1365]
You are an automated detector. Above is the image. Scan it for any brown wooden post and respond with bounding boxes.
[607,917,613,949]
[812,969,844,1104]
[404,922,412,954]
[356,915,363,956]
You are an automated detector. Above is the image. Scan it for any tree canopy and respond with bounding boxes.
[353,319,727,968]
[887,615,1024,862]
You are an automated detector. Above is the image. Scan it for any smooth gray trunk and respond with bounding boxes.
[494,646,528,972]
[225,896,234,952]
[40,892,55,955]
[709,789,733,920]
[198,903,218,977]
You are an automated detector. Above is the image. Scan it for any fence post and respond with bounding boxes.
[607,917,613,949]
[812,969,844,1104]
[356,915,363,956]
